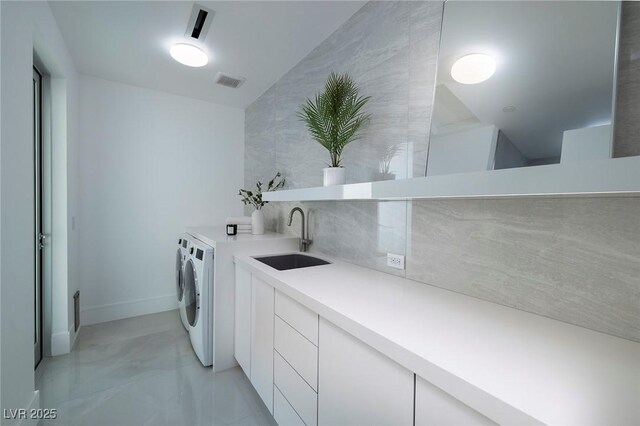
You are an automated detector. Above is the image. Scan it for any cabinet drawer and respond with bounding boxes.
[274,385,305,426]
[275,291,318,345]
[274,316,318,390]
[274,351,317,426]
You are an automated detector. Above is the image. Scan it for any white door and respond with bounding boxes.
[33,67,44,368]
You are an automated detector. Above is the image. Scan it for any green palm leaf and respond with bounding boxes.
[297,72,371,167]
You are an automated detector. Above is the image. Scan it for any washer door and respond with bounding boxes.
[183,259,199,327]
[175,249,184,302]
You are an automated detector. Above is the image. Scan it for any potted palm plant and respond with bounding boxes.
[298,72,371,186]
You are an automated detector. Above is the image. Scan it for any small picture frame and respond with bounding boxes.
[226,224,237,236]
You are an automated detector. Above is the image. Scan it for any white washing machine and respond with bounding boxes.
[183,237,214,367]
[176,234,191,330]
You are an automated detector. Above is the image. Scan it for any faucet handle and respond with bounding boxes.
[300,238,312,252]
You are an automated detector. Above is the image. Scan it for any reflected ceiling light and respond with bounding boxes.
[170,43,208,67]
[451,54,496,84]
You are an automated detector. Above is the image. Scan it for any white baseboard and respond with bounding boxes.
[50,323,80,356]
[51,329,70,356]
[15,390,39,426]
[81,294,178,326]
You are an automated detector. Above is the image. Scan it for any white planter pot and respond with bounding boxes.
[251,209,265,235]
[323,167,346,186]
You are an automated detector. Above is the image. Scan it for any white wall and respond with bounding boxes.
[561,124,612,163]
[494,130,528,170]
[78,76,244,325]
[1,0,79,420]
[427,124,499,176]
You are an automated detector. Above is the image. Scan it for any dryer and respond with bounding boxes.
[176,235,190,330]
[183,237,214,367]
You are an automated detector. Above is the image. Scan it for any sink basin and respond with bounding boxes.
[254,254,330,271]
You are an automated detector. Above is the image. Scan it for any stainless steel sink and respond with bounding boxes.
[254,254,330,271]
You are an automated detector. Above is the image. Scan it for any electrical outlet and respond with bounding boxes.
[387,253,405,270]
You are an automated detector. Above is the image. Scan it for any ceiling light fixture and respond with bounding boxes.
[451,53,496,84]
[170,43,208,67]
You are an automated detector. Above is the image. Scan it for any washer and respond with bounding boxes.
[183,237,214,367]
[176,235,190,330]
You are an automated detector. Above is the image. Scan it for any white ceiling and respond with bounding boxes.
[49,1,365,108]
[433,1,619,160]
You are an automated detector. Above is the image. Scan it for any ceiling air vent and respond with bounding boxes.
[215,72,246,89]
[185,4,214,40]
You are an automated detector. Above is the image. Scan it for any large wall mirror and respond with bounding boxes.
[426,1,622,177]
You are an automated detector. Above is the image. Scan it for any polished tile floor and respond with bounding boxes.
[36,310,276,426]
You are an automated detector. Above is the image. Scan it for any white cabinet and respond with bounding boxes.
[236,269,494,426]
[234,264,252,376]
[234,265,275,414]
[274,316,318,390]
[415,376,495,425]
[274,290,319,426]
[275,291,318,345]
[274,352,317,426]
[317,318,414,426]
[274,385,305,426]
[251,275,275,413]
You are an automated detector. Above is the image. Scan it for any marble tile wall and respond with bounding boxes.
[245,1,442,277]
[407,197,640,341]
[245,1,640,342]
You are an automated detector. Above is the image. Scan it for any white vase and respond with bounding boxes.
[323,167,346,186]
[251,209,264,235]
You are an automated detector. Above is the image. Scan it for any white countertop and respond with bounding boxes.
[186,226,297,248]
[236,253,640,425]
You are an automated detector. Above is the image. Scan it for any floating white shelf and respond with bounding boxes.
[263,156,640,202]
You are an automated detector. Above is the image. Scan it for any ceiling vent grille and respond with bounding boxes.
[215,72,246,89]
[185,4,214,40]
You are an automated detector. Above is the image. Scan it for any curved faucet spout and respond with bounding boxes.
[287,207,311,252]
[288,207,303,226]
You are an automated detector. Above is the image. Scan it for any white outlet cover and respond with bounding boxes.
[387,253,405,270]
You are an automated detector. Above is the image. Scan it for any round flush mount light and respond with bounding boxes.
[451,53,496,84]
[170,43,208,67]
[502,105,516,113]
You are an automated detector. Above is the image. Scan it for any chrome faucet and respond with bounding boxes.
[287,207,312,252]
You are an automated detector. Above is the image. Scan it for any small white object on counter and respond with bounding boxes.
[235,253,640,425]
[251,210,265,235]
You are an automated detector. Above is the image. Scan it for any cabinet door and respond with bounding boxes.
[251,275,275,413]
[415,376,495,425]
[318,318,414,426]
[234,265,252,377]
